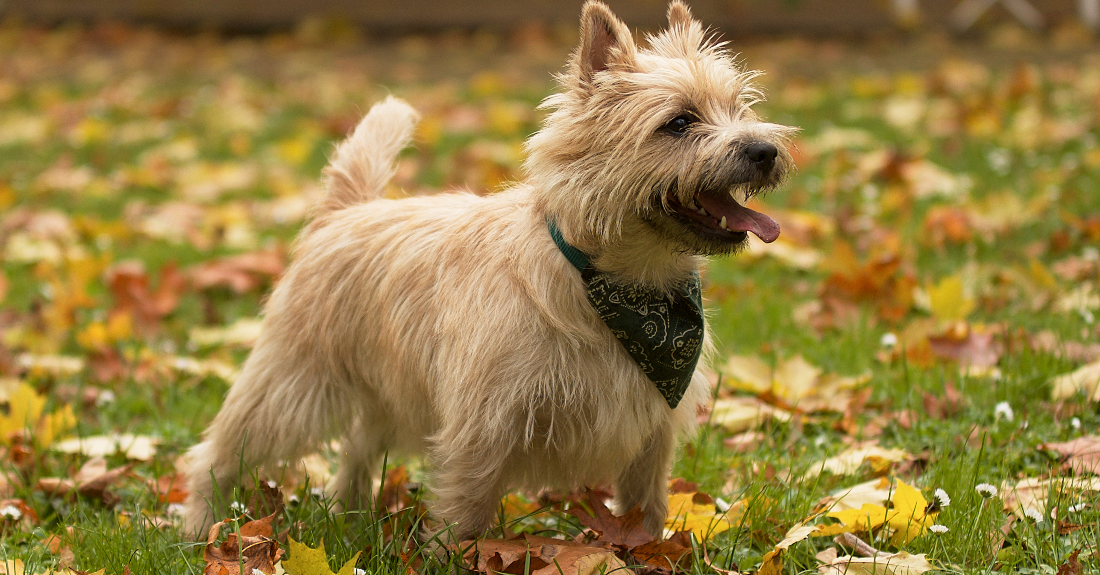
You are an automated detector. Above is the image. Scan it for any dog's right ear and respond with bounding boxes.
[574,1,637,85]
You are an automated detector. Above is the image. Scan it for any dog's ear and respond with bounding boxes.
[667,0,694,29]
[574,1,637,85]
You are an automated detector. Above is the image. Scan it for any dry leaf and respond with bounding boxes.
[1041,436,1100,475]
[1050,360,1100,402]
[53,434,158,461]
[566,491,653,548]
[204,512,285,575]
[463,533,625,575]
[816,548,934,575]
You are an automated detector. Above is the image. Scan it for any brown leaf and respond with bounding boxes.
[149,472,188,504]
[464,534,624,575]
[921,382,965,420]
[566,491,653,548]
[631,530,693,571]
[927,323,1003,369]
[1040,437,1100,475]
[1057,549,1083,575]
[106,261,186,331]
[189,249,285,293]
[203,512,284,575]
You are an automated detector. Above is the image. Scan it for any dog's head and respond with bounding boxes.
[527,0,796,257]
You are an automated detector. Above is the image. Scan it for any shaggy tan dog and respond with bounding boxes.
[184,0,794,540]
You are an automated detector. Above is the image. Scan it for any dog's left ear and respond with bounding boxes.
[574,1,637,85]
[667,0,694,29]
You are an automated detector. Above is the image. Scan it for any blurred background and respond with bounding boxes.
[1,0,1098,34]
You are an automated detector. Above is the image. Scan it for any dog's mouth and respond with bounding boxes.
[666,188,780,244]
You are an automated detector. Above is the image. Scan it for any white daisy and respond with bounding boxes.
[975,484,998,498]
[994,402,1014,422]
[929,524,949,534]
[1024,508,1044,523]
[934,488,951,508]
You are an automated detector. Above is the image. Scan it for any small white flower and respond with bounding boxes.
[266,480,278,489]
[976,484,998,498]
[929,524,949,534]
[1068,503,1087,513]
[880,332,898,348]
[934,488,951,508]
[167,503,186,517]
[1024,508,1044,523]
[288,494,301,504]
[252,569,268,575]
[994,402,1014,422]
[0,505,22,521]
[1071,417,1082,430]
[229,501,249,515]
[310,486,325,498]
[95,390,116,407]
[354,569,367,575]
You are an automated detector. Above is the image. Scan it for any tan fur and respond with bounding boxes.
[183,0,795,541]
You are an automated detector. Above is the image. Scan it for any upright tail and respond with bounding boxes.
[318,96,419,216]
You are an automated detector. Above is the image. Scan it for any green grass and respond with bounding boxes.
[1,20,1099,575]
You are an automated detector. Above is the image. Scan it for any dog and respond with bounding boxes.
[183,0,794,541]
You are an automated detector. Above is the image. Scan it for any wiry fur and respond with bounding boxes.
[183,0,794,541]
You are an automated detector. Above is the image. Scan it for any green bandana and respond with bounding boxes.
[547,220,704,409]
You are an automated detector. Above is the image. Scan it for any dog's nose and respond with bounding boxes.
[743,142,778,171]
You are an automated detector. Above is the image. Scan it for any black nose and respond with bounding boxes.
[743,142,778,170]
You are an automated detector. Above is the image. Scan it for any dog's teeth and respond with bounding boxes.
[719,216,728,230]
[698,207,709,216]
[687,198,699,210]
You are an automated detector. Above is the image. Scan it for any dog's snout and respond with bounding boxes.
[743,142,778,170]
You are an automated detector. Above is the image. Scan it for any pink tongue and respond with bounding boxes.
[696,195,781,243]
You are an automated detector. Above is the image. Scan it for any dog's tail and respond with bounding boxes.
[318,96,419,216]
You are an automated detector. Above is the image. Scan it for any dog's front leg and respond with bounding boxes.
[614,422,675,538]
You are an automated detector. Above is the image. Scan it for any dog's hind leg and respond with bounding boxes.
[614,422,675,539]
[328,410,392,513]
[183,348,352,537]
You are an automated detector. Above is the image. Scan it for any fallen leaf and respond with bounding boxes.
[463,533,624,575]
[926,274,975,322]
[759,524,819,575]
[807,443,911,478]
[566,490,653,548]
[630,530,693,571]
[1041,436,1100,475]
[1050,360,1100,402]
[189,248,285,293]
[1001,476,1100,520]
[665,491,740,541]
[189,317,264,348]
[0,382,76,449]
[204,512,285,575]
[282,537,360,575]
[816,480,935,546]
[53,434,158,461]
[816,548,934,574]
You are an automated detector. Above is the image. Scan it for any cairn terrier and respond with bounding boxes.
[184,0,794,540]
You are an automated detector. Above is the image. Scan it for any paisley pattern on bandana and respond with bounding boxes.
[548,220,703,408]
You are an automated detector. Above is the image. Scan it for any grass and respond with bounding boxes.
[0,17,1099,575]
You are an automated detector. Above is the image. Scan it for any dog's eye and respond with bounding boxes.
[664,115,695,135]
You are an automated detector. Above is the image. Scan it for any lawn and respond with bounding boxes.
[0,17,1098,575]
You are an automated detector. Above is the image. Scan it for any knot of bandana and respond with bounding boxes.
[547,220,703,409]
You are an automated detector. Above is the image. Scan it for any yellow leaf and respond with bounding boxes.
[283,538,362,575]
[0,383,75,448]
[0,559,23,575]
[665,493,738,541]
[927,275,974,321]
[759,524,818,575]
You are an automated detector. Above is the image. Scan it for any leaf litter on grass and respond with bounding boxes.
[1,15,1100,575]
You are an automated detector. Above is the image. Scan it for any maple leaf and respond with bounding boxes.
[106,260,186,332]
[1000,476,1100,521]
[203,512,284,575]
[566,491,653,548]
[817,480,936,546]
[282,538,361,575]
[0,382,76,449]
[807,442,911,478]
[665,491,740,541]
[462,533,624,575]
